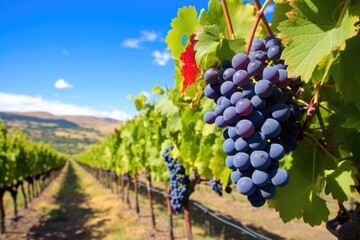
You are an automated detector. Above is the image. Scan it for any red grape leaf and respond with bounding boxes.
[180,34,201,93]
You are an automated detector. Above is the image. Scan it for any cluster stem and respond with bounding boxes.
[247,0,273,54]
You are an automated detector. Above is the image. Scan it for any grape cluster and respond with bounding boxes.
[162,145,189,214]
[124,171,131,181]
[210,179,223,196]
[202,35,303,207]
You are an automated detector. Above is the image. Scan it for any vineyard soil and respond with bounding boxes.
[1,161,337,240]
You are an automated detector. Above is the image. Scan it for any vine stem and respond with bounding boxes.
[247,0,273,54]
[221,0,235,40]
[336,0,351,27]
[254,0,273,35]
[315,108,335,154]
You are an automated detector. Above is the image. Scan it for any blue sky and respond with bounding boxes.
[0,0,274,120]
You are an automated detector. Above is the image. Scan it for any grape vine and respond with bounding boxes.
[76,0,360,238]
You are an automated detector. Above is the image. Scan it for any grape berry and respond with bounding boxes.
[203,35,303,207]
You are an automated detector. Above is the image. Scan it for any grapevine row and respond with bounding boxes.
[0,122,67,233]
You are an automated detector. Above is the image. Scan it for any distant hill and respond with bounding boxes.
[0,111,122,155]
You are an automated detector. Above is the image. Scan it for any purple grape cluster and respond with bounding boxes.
[162,145,189,214]
[210,179,223,196]
[202,35,303,207]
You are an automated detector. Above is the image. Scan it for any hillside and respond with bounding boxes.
[0,111,122,155]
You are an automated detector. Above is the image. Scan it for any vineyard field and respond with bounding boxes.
[1,0,359,239]
[2,161,337,240]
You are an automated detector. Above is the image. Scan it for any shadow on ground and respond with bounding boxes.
[27,163,109,240]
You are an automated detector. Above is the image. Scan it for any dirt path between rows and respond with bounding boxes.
[0,162,170,240]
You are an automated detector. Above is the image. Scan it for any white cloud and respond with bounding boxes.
[152,50,171,66]
[264,3,275,15]
[55,79,73,89]
[121,30,159,49]
[62,49,70,55]
[122,39,141,49]
[0,92,132,121]
[140,30,157,41]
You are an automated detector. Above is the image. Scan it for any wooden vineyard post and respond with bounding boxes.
[165,189,174,240]
[125,177,131,208]
[183,170,199,240]
[7,185,18,220]
[120,174,125,199]
[145,172,156,229]
[134,173,140,215]
[20,181,28,209]
[0,188,5,234]
[183,197,193,240]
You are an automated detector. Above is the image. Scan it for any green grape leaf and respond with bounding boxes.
[271,1,292,32]
[195,25,246,68]
[209,136,227,180]
[166,6,199,60]
[180,109,200,162]
[269,169,329,226]
[218,38,246,60]
[220,167,232,189]
[156,95,179,117]
[278,1,359,81]
[330,35,360,110]
[303,192,330,226]
[194,25,221,67]
[152,85,165,95]
[325,160,358,202]
[199,0,257,41]
[195,130,216,178]
[167,112,181,133]
[269,138,335,226]
[128,94,147,111]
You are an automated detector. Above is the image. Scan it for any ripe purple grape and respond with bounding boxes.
[223,68,236,81]
[237,177,256,195]
[236,119,255,138]
[204,68,220,84]
[233,152,250,170]
[271,103,291,122]
[204,83,221,100]
[268,143,285,161]
[262,66,279,84]
[235,98,253,116]
[230,91,244,105]
[258,184,276,199]
[247,60,262,77]
[232,53,250,71]
[270,169,289,186]
[248,191,266,207]
[235,137,249,152]
[261,118,281,138]
[252,169,270,187]
[250,150,271,170]
[220,81,237,97]
[203,111,216,124]
[267,45,282,61]
[233,70,250,87]
[223,138,236,155]
[248,132,267,150]
[254,79,273,98]
[223,106,241,124]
